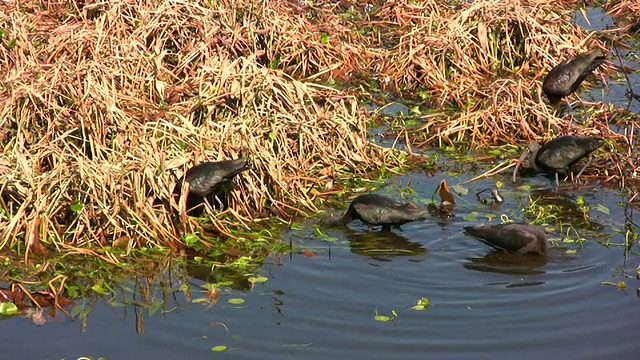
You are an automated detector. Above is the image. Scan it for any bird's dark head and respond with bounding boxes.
[237,150,252,169]
[526,141,542,154]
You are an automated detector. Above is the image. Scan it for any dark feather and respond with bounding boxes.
[464,222,548,255]
[323,194,427,229]
[543,51,606,106]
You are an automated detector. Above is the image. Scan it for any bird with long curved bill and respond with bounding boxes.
[512,135,603,188]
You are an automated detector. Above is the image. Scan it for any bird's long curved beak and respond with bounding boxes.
[512,148,531,183]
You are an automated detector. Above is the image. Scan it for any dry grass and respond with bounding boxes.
[606,0,640,21]
[0,0,637,255]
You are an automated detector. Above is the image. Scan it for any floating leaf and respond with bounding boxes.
[211,345,228,352]
[228,298,245,305]
[248,276,268,283]
[463,212,480,221]
[374,315,391,322]
[0,302,18,315]
[411,297,430,311]
[594,204,610,215]
[374,309,397,322]
[451,185,468,196]
[299,250,317,257]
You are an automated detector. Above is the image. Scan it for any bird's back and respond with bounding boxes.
[543,51,605,103]
[174,156,249,197]
[535,136,603,172]
[464,222,547,255]
[349,194,427,226]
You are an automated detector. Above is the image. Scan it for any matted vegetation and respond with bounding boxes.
[0,0,638,262]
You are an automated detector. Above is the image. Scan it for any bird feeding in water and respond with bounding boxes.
[464,222,548,256]
[512,135,603,188]
[543,50,606,109]
[322,194,428,231]
[173,153,249,213]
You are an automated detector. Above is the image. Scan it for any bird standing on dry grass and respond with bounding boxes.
[173,153,250,214]
[543,50,607,109]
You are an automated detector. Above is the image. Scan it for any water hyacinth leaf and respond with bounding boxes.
[228,298,245,305]
[211,346,228,352]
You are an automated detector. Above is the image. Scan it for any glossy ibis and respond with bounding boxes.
[322,194,428,231]
[173,153,249,212]
[464,222,548,255]
[543,50,606,109]
[512,135,603,187]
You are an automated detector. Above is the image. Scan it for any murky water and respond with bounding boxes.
[2,171,639,359]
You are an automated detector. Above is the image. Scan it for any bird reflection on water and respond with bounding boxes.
[463,251,548,277]
[346,230,428,261]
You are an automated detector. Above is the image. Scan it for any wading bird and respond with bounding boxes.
[543,50,606,109]
[464,222,548,256]
[512,135,603,188]
[173,153,249,212]
[322,194,428,231]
